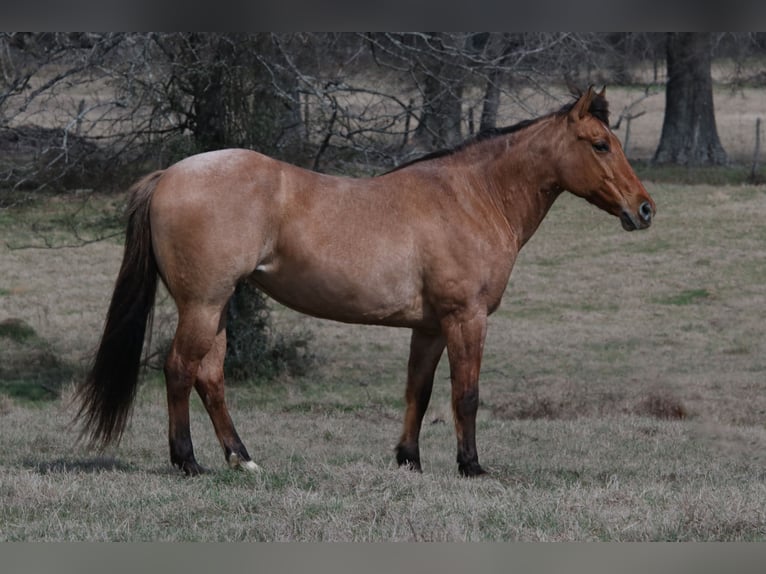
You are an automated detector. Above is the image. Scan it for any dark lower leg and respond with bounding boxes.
[166,382,204,476]
[443,310,488,477]
[396,329,445,472]
[453,387,486,477]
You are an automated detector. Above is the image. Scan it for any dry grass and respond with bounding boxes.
[2,179,766,540]
[1,393,765,541]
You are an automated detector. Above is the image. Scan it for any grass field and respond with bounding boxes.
[2,179,766,541]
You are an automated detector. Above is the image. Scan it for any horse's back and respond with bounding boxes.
[146,149,432,325]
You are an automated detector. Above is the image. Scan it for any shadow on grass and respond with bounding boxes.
[22,456,138,474]
[21,453,271,479]
[0,318,77,405]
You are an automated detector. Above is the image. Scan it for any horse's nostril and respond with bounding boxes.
[639,201,653,222]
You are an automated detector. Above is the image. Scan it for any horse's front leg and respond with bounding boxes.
[442,308,488,477]
[396,328,446,472]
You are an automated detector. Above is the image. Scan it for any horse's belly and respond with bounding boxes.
[250,261,430,328]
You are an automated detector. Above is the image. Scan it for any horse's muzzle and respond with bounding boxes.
[620,201,654,231]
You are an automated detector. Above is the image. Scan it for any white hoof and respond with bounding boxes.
[228,452,262,473]
[241,460,262,473]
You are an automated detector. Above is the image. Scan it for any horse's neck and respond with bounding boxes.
[506,182,562,248]
[477,126,563,248]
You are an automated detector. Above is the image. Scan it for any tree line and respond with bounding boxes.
[1,32,763,200]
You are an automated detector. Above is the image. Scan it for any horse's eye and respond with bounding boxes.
[592,141,610,153]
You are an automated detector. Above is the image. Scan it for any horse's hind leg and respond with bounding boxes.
[164,303,225,475]
[395,328,446,472]
[194,326,260,472]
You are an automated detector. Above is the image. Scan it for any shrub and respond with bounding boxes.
[224,281,315,383]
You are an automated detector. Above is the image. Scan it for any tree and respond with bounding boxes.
[653,33,727,165]
[364,32,599,157]
[124,33,307,160]
[4,32,634,193]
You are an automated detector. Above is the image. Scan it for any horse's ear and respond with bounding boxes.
[569,85,599,122]
[597,85,606,99]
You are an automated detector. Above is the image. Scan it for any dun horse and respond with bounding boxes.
[76,87,655,477]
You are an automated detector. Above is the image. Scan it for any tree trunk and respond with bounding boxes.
[479,67,502,132]
[190,70,228,152]
[414,70,463,149]
[182,34,233,152]
[413,33,464,150]
[478,33,519,133]
[653,33,727,165]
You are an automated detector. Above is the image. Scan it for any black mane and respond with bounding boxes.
[384,91,609,174]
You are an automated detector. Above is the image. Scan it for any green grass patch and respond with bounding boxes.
[654,288,711,306]
[0,380,60,402]
[625,237,673,255]
[633,161,766,186]
[0,318,37,342]
[2,192,125,249]
[0,318,75,404]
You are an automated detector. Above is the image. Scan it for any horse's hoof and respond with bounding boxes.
[228,452,262,473]
[458,461,487,477]
[181,461,206,476]
[395,444,422,472]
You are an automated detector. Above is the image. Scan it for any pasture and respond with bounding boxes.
[1,178,766,541]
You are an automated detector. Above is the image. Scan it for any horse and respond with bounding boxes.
[76,86,655,477]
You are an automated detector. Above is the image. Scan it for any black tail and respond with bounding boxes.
[75,171,164,448]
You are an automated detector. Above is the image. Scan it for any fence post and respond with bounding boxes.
[749,117,761,183]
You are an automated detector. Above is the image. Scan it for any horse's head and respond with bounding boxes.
[555,86,655,231]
